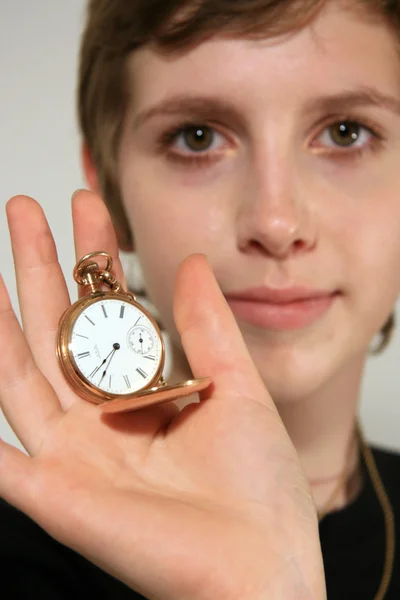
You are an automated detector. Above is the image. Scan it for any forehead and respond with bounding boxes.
[126,2,400,109]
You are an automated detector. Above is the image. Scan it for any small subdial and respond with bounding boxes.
[127,326,155,355]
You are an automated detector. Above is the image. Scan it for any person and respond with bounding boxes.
[1,0,400,598]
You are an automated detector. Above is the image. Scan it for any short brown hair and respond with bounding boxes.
[77,0,399,351]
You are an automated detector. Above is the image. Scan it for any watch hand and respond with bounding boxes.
[89,348,115,379]
[98,351,115,385]
[99,343,120,385]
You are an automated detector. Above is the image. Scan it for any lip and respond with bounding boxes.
[225,287,340,330]
[225,286,335,304]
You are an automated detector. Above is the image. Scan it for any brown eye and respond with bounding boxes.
[329,121,360,147]
[183,126,214,151]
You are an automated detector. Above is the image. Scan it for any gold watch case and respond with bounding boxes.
[56,252,211,414]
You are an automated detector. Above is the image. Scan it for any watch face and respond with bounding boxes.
[69,298,163,395]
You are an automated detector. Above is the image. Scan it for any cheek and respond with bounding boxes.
[119,168,230,334]
[337,190,400,331]
[315,153,400,310]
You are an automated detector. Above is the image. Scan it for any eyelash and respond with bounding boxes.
[158,124,228,168]
[157,117,385,168]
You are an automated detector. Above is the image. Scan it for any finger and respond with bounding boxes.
[173,254,277,411]
[72,191,180,426]
[71,190,127,297]
[0,274,62,454]
[6,195,75,408]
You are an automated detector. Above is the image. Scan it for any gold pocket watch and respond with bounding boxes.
[56,251,211,414]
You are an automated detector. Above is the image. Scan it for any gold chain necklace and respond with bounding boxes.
[317,421,395,599]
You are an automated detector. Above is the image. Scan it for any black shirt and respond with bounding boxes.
[320,443,400,599]
[1,444,399,599]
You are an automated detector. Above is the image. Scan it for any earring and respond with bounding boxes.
[369,311,396,355]
[119,250,145,294]
[119,251,164,330]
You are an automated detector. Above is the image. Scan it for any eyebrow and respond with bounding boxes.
[132,96,246,131]
[303,86,400,117]
[132,86,400,130]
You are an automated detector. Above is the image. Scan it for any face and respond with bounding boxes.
[116,2,400,405]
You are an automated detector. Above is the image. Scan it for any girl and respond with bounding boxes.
[1,0,400,598]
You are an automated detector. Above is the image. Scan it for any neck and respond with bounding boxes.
[277,353,366,516]
[168,341,366,517]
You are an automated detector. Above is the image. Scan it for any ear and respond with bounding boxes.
[81,142,134,252]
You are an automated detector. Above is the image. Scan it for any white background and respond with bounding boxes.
[1,1,400,452]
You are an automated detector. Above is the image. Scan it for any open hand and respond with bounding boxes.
[0,191,326,600]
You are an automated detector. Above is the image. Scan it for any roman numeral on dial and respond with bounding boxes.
[136,368,147,379]
[77,351,91,359]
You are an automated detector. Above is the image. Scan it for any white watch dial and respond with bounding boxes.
[69,298,162,395]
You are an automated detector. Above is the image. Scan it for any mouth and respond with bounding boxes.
[225,291,341,331]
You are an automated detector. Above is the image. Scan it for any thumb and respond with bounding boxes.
[173,254,276,411]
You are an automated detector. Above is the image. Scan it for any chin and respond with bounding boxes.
[246,335,347,406]
[260,374,324,406]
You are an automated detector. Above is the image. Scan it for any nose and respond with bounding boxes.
[236,151,317,259]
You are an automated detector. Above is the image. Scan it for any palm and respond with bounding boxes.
[0,192,325,600]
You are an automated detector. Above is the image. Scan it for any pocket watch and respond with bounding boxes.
[56,251,212,414]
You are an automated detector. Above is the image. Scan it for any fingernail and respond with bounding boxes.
[71,189,87,201]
